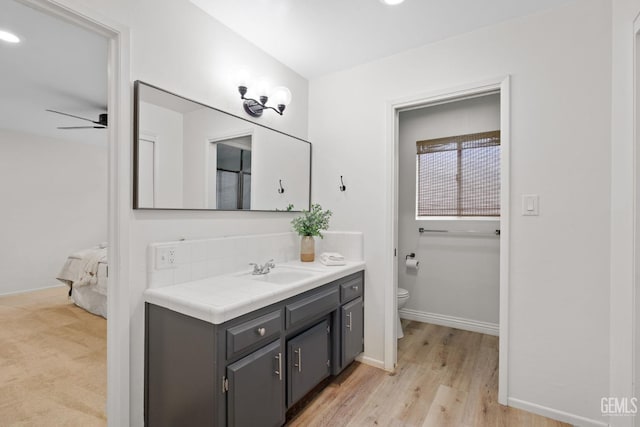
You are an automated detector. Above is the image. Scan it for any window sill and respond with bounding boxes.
[415,216,500,221]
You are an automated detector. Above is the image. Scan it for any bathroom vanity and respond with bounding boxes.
[144,264,364,427]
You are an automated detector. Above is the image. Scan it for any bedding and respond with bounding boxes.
[56,245,108,317]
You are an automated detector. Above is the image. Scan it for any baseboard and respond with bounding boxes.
[356,354,386,371]
[508,397,609,427]
[0,284,66,298]
[399,308,499,336]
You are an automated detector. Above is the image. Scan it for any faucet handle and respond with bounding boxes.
[265,259,275,268]
[249,262,260,273]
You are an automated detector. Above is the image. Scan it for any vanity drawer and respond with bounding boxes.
[226,310,281,358]
[340,275,363,303]
[286,287,340,329]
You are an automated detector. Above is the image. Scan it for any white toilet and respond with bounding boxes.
[397,288,410,339]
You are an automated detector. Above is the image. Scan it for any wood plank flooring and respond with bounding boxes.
[0,290,569,427]
[0,287,106,427]
[288,320,569,427]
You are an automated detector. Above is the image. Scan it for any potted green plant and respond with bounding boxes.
[291,203,332,262]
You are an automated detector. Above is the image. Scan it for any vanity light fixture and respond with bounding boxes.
[234,69,292,117]
[0,30,20,44]
[380,0,405,5]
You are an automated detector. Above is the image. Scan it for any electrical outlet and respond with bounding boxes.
[156,246,177,269]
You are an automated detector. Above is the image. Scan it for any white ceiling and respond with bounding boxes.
[0,0,107,145]
[191,0,575,78]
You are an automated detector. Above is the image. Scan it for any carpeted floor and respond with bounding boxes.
[0,286,106,426]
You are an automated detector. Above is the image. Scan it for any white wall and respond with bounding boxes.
[250,127,310,211]
[138,101,184,208]
[309,0,611,424]
[60,0,310,424]
[610,1,640,426]
[398,94,500,326]
[0,128,107,295]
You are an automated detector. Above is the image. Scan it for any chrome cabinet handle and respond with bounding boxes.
[275,352,282,380]
[347,312,352,331]
[257,327,266,336]
[352,285,359,291]
[294,348,302,372]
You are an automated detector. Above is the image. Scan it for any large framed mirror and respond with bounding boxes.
[133,81,311,211]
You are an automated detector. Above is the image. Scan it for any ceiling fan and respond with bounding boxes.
[46,109,108,129]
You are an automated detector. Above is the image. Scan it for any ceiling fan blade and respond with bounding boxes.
[57,126,107,129]
[46,109,99,124]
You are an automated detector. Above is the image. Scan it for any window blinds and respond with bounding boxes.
[416,130,500,217]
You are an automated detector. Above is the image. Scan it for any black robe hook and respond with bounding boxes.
[339,176,346,192]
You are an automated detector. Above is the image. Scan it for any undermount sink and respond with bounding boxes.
[238,268,315,285]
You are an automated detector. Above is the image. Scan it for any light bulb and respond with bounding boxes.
[232,68,252,88]
[272,86,292,106]
[255,77,272,98]
[0,30,20,43]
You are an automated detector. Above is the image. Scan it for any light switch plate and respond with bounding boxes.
[522,194,539,216]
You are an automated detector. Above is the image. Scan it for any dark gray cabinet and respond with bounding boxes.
[287,320,331,406]
[341,297,364,366]
[227,340,284,427]
[145,270,364,427]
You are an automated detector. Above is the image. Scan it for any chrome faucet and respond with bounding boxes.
[249,259,276,275]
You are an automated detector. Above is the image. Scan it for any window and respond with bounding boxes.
[416,130,500,217]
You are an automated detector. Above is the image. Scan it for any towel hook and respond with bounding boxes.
[339,175,346,192]
[277,179,285,194]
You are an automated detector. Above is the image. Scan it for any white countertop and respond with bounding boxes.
[143,260,365,324]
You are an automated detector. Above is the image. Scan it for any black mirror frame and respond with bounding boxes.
[133,80,312,212]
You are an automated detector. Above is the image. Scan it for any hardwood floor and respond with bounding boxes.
[287,320,569,427]
[0,287,106,426]
[0,290,570,427]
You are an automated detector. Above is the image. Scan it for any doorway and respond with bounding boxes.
[16,0,131,424]
[385,76,510,404]
[396,93,501,336]
[208,135,253,210]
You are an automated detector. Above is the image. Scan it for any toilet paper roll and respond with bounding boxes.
[405,258,419,271]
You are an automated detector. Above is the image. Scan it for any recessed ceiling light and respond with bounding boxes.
[380,0,405,5]
[0,30,20,44]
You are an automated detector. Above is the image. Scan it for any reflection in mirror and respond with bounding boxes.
[214,138,251,210]
[134,81,311,211]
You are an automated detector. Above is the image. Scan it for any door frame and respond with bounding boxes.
[384,75,511,404]
[633,14,640,426]
[19,1,132,425]
[138,133,159,208]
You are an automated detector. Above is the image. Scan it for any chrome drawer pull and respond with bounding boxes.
[347,312,352,331]
[257,327,266,336]
[352,285,359,291]
[275,352,282,380]
[294,348,302,372]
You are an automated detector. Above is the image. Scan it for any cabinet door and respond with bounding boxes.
[227,340,284,427]
[342,297,364,366]
[287,320,330,407]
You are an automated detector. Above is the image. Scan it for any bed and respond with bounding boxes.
[56,245,108,318]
